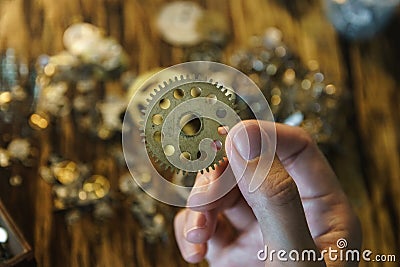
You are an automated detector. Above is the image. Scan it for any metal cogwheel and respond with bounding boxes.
[141,75,237,174]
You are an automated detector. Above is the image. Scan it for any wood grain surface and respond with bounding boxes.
[0,0,399,266]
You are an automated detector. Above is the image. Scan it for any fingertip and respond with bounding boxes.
[184,246,207,264]
[183,209,218,244]
[174,210,208,263]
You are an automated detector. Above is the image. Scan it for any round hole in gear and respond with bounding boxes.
[173,89,184,99]
[180,113,202,137]
[180,151,191,161]
[163,145,175,156]
[216,108,227,118]
[206,94,217,104]
[153,131,162,143]
[190,86,202,97]
[159,98,171,109]
[152,114,163,125]
[196,150,207,161]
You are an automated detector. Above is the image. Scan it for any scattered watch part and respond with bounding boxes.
[79,37,127,71]
[52,160,80,185]
[7,138,30,161]
[35,22,130,143]
[9,175,23,186]
[0,227,8,243]
[0,91,12,108]
[40,52,76,80]
[119,173,139,195]
[38,82,70,117]
[63,23,104,57]
[0,148,10,167]
[97,94,127,133]
[230,27,343,147]
[82,175,111,200]
[157,1,204,46]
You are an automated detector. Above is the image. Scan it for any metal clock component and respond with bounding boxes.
[156,1,204,46]
[142,75,237,173]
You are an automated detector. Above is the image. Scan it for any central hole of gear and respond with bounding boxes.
[180,113,202,137]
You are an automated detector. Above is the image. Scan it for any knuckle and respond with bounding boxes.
[295,126,314,146]
[263,163,299,205]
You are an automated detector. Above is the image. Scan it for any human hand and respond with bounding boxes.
[174,120,361,266]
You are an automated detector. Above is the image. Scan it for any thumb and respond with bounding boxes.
[226,121,321,264]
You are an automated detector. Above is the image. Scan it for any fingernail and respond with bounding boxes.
[184,212,207,239]
[232,123,268,160]
[186,252,202,263]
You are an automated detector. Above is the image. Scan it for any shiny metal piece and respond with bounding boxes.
[230,27,342,146]
[52,160,80,185]
[156,1,204,46]
[142,76,236,173]
[83,175,110,199]
[63,23,103,56]
[9,175,23,187]
[0,149,10,167]
[7,138,30,161]
[0,227,8,243]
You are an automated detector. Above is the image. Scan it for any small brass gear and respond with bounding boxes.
[142,75,237,173]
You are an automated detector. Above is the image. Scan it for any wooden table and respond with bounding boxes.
[0,0,399,266]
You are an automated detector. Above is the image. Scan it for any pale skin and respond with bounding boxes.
[174,120,361,266]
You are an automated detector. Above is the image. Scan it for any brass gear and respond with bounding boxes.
[142,75,236,173]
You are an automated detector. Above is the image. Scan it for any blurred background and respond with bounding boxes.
[0,0,399,266]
